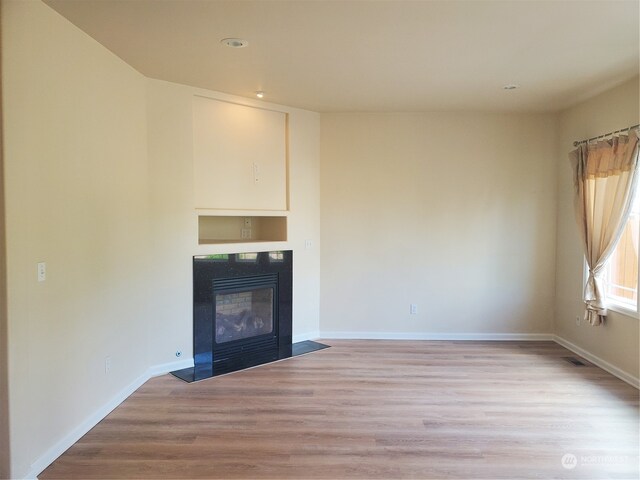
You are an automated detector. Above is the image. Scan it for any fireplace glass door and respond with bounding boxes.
[214,285,275,344]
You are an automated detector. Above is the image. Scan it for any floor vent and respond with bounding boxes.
[564,356,588,366]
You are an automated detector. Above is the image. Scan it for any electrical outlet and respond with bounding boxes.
[575,316,581,326]
[305,240,312,249]
[105,356,112,374]
[410,304,418,315]
[37,262,46,282]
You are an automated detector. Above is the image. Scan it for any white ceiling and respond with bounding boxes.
[44,0,639,113]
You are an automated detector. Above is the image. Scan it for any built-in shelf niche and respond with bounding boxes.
[198,215,287,244]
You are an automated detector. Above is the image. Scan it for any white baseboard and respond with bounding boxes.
[25,357,194,479]
[319,331,553,341]
[293,331,320,343]
[552,335,639,389]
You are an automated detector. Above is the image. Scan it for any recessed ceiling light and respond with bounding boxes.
[221,38,248,48]
[255,91,265,99]
[503,84,520,90]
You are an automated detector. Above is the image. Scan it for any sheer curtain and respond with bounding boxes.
[569,129,640,326]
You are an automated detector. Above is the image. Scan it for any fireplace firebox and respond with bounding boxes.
[172,251,292,382]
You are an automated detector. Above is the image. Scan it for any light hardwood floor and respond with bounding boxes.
[40,341,639,479]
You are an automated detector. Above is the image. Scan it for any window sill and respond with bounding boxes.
[606,302,639,319]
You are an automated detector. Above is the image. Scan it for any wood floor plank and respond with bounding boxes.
[39,341,639,479]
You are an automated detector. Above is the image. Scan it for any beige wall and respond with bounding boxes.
[2,3,320,476]
[554,76,640,380]
[320,112,558,336]
[0,2,10,476]
[3,0,150,476]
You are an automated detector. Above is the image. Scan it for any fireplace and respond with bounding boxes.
[172,251,292,382]
[214,280,275,344]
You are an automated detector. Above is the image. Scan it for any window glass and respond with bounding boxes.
[604,187,640,312]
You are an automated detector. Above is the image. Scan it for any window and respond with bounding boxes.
[268,251,284,262]
[603,187,640,314]
[236,252,258,263]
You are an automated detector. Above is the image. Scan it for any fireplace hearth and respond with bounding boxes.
[171,251,293,382]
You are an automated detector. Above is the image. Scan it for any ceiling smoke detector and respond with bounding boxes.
[221,38,248,48]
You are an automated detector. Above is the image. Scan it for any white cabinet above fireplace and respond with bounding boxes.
[193,96,288,211]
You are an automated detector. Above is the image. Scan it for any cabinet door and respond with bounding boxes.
[193,96,287,210]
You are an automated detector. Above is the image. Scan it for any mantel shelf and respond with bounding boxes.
[199,239,285,245]
[195,208,289,217]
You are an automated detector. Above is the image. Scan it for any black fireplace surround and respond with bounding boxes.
[172,251,293,382]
